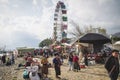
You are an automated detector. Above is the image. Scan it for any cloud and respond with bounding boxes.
[32,0,37,6]
[0,30,40,49]
[1,16,40,35]
[0,7,54,49]
[97,0,114,5]
[0,0,120,49]
[66,0,120,33]
[12,31,40,48]
[0,0,9,4]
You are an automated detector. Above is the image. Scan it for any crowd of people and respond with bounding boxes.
[22,48,120,80]
[0,47,119,80]
[21,49,86,80]
[0,53,15,66]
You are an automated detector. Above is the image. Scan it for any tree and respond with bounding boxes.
[68,20,84,39]
[39,38,53,47]
[112,32,120,43]
[112,36,120,43]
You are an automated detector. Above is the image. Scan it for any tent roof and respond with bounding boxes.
[78,33,111,44]
[114,41,120,45]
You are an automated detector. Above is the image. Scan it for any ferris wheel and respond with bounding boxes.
[53,1,68,43]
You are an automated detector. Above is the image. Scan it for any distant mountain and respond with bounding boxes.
[113,32,120,38]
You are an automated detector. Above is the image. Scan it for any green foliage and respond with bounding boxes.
[112,36,120,41]
[39,38,53,47]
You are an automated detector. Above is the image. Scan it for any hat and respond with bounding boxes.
[112,49,119,54]
[54,53,59,56]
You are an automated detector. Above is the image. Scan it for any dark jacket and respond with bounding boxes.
[105,55,119,75]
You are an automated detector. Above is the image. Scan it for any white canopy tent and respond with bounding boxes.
[113,41,120,50]
[114,41,120,45]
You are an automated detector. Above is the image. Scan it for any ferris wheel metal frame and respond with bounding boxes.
[53,1,68,43]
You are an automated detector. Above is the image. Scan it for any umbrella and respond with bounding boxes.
[79,33,111,44]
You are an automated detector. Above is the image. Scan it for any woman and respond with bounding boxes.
[73,54,80,72]
[27,62,40,80]
[41,56,49,78]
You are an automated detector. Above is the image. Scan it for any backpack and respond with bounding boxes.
[23,70,29,79]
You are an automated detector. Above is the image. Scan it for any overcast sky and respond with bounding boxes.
[0,0,120,49]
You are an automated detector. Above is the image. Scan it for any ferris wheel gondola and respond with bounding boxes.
[53,1,68,43]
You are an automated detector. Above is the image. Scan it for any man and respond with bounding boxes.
[105,49,119,80]
[53,53,62,79]
[68,52,73,71]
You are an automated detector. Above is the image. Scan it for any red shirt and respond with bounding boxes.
[73,56,79,62]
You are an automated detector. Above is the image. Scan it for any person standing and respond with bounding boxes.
[53,53,62,79]
[84,54,88,66]
[25,55,33,67]
[105,49,119,80]
[68,52,73,71]
[41,56,49,78]
[73,54,80,72]
[1,54,6,65]
[11,53,15,64]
